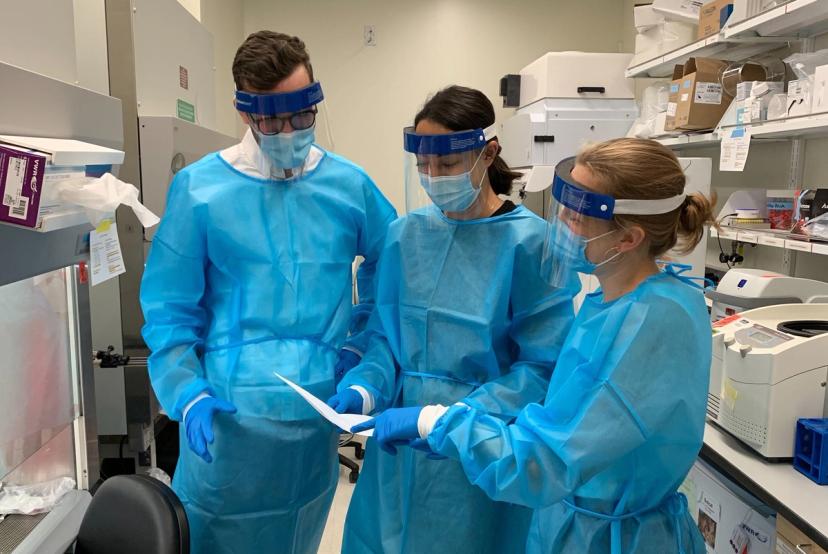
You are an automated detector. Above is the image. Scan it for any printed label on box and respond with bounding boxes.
[667,102,677,117]
[695,82,723,105]
[698,490,721,549]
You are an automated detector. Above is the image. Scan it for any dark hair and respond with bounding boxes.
[414,85,520,195]
[232,31,314,91]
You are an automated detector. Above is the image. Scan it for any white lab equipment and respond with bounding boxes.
[499,52,638,196]
[498,52,643,309]
[717,190,769,225]
[706,268,828,322]
[711,304,828,459]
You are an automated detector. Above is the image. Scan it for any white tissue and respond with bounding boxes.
[43,173,160,228]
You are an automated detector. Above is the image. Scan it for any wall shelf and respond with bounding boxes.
[626,34,788,78]
[725,0,828,40]
[710,225,828,256]
[654,112,828,149]
[626,0,828,79]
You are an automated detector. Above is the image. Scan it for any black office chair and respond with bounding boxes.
[339,433,365,483]
[73,474,189,554]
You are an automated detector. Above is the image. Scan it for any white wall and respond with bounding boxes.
[243,0,628,211]
[73,0,110,95]
[201,0,246,137]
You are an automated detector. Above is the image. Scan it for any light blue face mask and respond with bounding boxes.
[258,127,315,170]
[553,222,620,275]
[419,152,485,213]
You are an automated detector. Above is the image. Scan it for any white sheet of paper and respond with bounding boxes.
[274,372,373,437]
[719,126,751,172]
[89,219,126,286]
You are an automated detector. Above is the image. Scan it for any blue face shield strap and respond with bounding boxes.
[552,156,687,220]
[403,125,496,155]
[235,82,324,115]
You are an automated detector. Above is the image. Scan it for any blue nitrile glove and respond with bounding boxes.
[351,406,423,455]
[326,389,364,414]
[184,396,237,463]
[334,349,362,385]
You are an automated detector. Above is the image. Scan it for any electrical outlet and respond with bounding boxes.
[364,25,376,46]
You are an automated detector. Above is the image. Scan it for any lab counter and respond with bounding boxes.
[699,422,828,551]
[0,490,90,554]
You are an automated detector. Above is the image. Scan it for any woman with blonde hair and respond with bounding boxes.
[355,138,716,553]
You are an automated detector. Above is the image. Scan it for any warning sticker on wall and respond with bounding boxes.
[179,65,189,90]
[695,82,723,105]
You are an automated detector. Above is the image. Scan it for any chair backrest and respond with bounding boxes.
[74,475,189,554]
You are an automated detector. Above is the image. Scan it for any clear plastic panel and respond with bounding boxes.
[0,268,76,478]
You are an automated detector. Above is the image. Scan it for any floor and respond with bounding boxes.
[318,439,365,554]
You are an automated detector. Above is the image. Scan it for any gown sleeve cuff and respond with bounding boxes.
[349,385,374,415]
[418,404,450,438]
[182,392,211,424]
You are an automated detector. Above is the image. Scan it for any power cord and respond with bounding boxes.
[716,213,738,268]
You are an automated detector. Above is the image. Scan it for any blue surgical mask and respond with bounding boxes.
[258,127,315,170]
[419,153,485,213]
[553,222,620,274]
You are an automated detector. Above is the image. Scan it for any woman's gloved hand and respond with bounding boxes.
[351,407,423,454]
[326,389,364,414]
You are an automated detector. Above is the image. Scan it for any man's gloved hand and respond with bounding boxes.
[334,349,362,385]
[326,389,364,414]
[351,407,423,455]
[184,396,237,463]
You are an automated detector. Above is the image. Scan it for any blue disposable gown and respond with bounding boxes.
[339,205,578,554]
[428,269,712,554]
[140,150,395,554]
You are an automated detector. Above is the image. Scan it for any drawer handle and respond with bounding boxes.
[796,544,812,554]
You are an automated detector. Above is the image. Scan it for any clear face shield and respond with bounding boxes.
[235,81,334,179]
[403,125,497,218]
[542,157,687,287]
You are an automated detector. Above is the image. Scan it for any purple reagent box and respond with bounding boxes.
[0,144,46,229]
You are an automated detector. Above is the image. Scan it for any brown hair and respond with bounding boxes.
[576,138,716,256]
[232,31,314,91]
[414,86,521,195]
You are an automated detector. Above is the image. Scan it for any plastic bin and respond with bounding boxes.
[794,418,828,485]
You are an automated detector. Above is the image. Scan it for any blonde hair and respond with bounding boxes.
[576,138,716,256]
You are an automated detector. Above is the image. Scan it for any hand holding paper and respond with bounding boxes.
[274,373,373,437]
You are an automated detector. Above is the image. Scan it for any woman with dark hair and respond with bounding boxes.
[326,85,579,553]
[355,138,717,553]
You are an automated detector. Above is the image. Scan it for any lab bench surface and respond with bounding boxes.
[700,422,828,551]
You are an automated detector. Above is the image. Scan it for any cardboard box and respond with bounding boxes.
[675,57,731,130]
[666,65,685,131]
[681,461,777,554]
[676,58,765,130]
[0,144,46,228]
[698,0,735,39]
[776,515,828,554]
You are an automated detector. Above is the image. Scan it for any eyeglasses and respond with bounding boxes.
[249,107,317,135]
